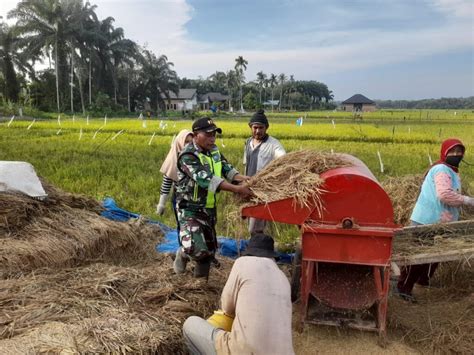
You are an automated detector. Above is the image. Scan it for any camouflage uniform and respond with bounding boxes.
[176,141,239,261]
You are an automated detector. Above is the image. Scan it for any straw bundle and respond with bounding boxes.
[381,175,424,226]
[246,150,352,210]
[0,259,231,354]
[0,183,161,277]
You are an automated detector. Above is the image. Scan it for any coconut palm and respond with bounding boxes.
[9,0,98,112]
[95,16,139,106]
[269,73,277,112]
[0,23,34,102]
[256,71,266,104]
[226,69,239,112]
[137,50,178,112]
[278,73,287,111]
[234,55,248,111]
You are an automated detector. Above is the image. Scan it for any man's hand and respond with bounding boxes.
[233,174,251,183]
[236,184,253,199]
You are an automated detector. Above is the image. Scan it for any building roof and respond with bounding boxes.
[198,92,230,103]
[342,94,375,105]
[163,88,197,100]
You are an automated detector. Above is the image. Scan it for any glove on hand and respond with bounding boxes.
[156,194,169,215]
[464,196,474,207]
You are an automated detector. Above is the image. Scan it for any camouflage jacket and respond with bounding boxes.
[176,141,239,216]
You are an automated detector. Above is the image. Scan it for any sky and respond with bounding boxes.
[1,0,473,100]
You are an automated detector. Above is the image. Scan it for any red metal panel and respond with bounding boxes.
[302,230,393,266]
[313,168,395,226]
[241,197,315,225]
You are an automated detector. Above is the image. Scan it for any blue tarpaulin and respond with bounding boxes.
[101,198,293,263]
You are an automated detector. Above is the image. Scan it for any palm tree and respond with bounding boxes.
[9,0,98,112]
[226,69,238,112]
[256,71,266,104]
[288,74,295,110]
[138,50,178,112]
[278,73,287,111]
[209,71,227,93]
[0,23,33,102]
[269,73,277,112]
[96,16,139,105]
[234,55,248,112]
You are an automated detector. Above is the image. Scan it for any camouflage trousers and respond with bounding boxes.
[177,209,217,261]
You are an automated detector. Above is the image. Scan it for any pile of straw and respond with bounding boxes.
[393,228,474,259]
[389,262,474,354]
[381,175,424,226]
[0,180,230,353]
[0,182,161,277]
[0,259,230,354]
[246,150,352,210]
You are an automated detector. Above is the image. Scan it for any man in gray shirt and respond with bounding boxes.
[244,109,286,235]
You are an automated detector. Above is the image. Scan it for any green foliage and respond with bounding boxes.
[243,91,257,110]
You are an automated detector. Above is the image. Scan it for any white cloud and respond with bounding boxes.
[430,0,474,19]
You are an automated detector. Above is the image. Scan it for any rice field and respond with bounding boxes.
[1,110,473,240]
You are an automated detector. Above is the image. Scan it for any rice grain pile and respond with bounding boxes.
[246,150,352,210]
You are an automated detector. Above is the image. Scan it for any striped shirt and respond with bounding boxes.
[160,175,174,196]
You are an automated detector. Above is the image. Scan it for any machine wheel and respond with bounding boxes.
[290,246,302,303]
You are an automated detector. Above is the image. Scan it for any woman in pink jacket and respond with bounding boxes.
[396,138,474,301]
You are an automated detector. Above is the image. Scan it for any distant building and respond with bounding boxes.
[163,89,198,111]
[198,92,230,110]
[341,94,376,112]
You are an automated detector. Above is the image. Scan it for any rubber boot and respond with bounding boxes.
[173,248,189,274]
[194,258,211,278]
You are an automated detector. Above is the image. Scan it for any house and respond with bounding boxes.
[198,92,230,110]
[341,94,376,112]
[163,89,198,111]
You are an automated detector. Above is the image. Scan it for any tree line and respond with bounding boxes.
[0,0,334,115]
[0,0,178,115]
[180,66,335,111]
[375,97,474,110]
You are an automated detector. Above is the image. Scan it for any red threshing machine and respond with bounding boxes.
[241,155,398,335]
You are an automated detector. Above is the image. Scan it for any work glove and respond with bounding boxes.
[156,194,168,215]
[464,196,474,207]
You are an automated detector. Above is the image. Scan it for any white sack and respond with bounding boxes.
[0,161,47,198]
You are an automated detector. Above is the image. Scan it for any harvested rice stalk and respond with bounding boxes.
[245,150,352,212]
[0,259,231,354]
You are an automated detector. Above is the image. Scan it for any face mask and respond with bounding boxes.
[445,155,463,167]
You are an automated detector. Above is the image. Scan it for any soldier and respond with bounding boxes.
[174,117,252,278]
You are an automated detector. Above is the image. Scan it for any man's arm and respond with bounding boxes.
[273,139,286,159]
[220,261,240,317]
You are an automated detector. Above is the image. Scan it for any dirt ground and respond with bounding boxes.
[294,325,418,355]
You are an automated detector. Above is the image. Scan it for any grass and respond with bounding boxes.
[1,111,473,247]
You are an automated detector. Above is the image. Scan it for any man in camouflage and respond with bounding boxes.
[174,117,252,278]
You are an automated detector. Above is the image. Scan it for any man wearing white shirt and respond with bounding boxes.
[244,109,286,234]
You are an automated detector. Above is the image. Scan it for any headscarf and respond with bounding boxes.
[431,138,465,173]
[160,129,193,181]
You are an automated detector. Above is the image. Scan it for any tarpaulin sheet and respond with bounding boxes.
[101,198,293,263]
